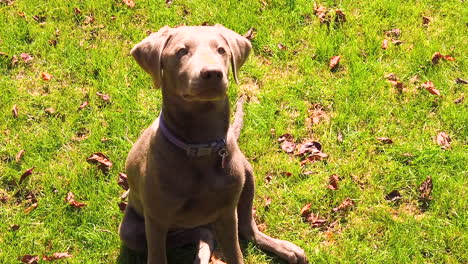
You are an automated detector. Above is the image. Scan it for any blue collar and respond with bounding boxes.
[158,113,227,157]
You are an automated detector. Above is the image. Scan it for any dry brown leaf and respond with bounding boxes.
[295,141,322,156]
[329,55,340,71]
[243,27,256,41]
[376,137,393,144]
[421,81,440,96]
[122,0,135,8]
[12,104,18,118]
[264,174,273,183]
[332,198,354,212]
[10,224,20,231]
[41,72,53,81]
[385,28,401,39]
[20,53,33,62]
[422,16,431,26]
[385,190,402,202]
[300,152,328,166]
[16,149,25,162]
[11,55,18,66]
[87,152,112,174]
[418,176,433,210]
[306,213,327,228]
[300,203,311,217]
[453,95,464,104]
[277,133,293,143]
[455,78,467,84]
[436,132,451,149]
[391,39,403,45]
[24,202,38,214]
[42,252,72,261]
[118,172,129,190]
[19,255,39,264]
[431,52,444,64]
[96,92,111,102]
[264,197,271,208]
[444,55,455,61]
[118,201,127,212]
[78,101,89,110]
[19,167,35,184]
[334,10,346,25]
[65,192,87,208]
[384,73,397,81]
[281,141,296,153]
[74,7,81,14]
[327,174,340,190]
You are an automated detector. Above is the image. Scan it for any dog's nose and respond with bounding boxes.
[200,66,223,80]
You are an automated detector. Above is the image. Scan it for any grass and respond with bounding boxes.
[0,0,466,263]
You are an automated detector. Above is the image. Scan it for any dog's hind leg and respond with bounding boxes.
[119,205,147,253]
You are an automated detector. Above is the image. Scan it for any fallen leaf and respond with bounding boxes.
[10,224,20,231]
[391,39,403,45]
[19,167,35,184]
[418,176,433,210]
[243,27,256,40]
[44,107,56,115]
[96,92,111,102]
[122,0,135,8]
[409,75,420,84]
[384,28,401,39]
[16,149,25,162]
[332,198,354,212]
[282,171,292,177]
[387,80,404,93]
[118,172,129,190]
[257,222,267,232]
[422,16,431,26]
[48,39,57,46]
[300,152,328,166]
[83,15,94,25]
[264,197,271,208]
[118,201,127,212]
[327,174,340,190]
[384,73,397,81]
[19,255,39,264]
[453,95,464,104]
[334,10,346,25]
[86,152,113,173]
[306,213,327,228]
[295,141,322,156]
[74,7,81,14]
[11,55,18,66]
[20,53,33,62]
[12,104,18,118]
[32,15,46,23]
[421,81,440,96]
[444,55,455,61]
[24,202,38,214]
[376,137,393,144]
[165,0,173,6]
[277,43,286,50]
[436,132,451,149]
[78,101,89,110]
[41,72,53,81]
[277,133,293,143]
[455,78,467,84]
[281,141,296,153]
[329,55,340,71]
[385,190,402,202]
[300,203,311,217]
[65,192,87,208]
[42,252,72,261]
[307,104,328,126]
[431,52,444,64]
[313,2,330,25]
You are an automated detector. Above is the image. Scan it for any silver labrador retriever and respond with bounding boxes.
[119,24,308,264]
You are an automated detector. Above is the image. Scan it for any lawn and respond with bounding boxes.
[0,0,466,263]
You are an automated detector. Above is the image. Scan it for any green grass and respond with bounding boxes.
[1,0,466,263]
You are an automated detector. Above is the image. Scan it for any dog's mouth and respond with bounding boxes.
[182,83,228,102]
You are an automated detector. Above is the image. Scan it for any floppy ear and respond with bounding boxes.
[214,24,252,84]
[131,26,172,88]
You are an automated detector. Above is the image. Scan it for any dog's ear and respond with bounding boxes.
[131,26,172,88]
[215,24,252,84]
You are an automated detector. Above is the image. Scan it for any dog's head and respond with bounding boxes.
[131,25,251,102]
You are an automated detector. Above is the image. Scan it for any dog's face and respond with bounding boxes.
[131,25,251,102]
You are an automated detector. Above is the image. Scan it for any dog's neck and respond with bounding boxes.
[160,93,230,144]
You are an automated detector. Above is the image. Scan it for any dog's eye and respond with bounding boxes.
[217,47,226,54]
[177,48,188,56]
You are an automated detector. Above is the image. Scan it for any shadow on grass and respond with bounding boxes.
[117,240,289,264]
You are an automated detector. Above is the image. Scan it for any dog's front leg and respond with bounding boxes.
[145,214,168,264]
[214,210,244,264]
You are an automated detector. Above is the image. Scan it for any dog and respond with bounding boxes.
[119,24,308,264]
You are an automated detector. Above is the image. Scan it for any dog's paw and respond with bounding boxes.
[275,240,308,264]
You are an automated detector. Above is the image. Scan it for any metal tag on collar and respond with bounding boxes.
[218,148,228,168]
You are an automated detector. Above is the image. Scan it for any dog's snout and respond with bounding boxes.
[200,66,223,80]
